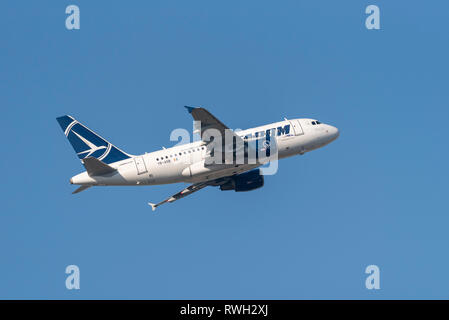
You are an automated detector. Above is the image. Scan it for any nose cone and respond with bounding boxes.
[326,125,339,142]
[330,126,339,140]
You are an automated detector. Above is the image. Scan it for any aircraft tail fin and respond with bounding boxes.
[56,115,131,165]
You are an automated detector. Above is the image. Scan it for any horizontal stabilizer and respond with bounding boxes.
[148,203,157,211]
[72,185,91,194]
[82,157,116,177]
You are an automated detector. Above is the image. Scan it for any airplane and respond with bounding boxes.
[56,106,339,210]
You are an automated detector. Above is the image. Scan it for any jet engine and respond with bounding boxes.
[219,169,264,192]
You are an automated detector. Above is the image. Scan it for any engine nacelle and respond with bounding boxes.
[220,169,264,192]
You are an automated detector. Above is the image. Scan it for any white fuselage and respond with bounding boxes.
[70,118,339,187]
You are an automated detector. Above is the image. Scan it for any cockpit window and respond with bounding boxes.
[316,121,321,124]
[312,121,316,125]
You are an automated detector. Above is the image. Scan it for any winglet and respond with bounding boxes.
[148,202,157,211]
[184,106,195,113]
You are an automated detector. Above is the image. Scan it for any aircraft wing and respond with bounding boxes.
[185,106,249,164]
[184,106,277,166]
[185,106,231,138]
[148,181,209,211]
[185,106,244,143]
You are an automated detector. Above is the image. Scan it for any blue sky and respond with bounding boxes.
[1,1,448,299]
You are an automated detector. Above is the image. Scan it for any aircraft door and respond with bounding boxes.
[134,156,148,175]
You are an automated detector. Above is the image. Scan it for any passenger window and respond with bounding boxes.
[179,152,182,156]
[156,158,159,161]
